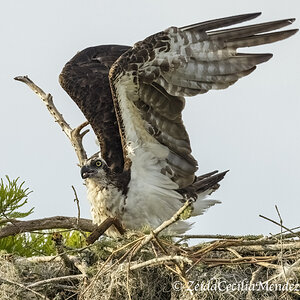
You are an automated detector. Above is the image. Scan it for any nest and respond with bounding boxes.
[0,231,299,300]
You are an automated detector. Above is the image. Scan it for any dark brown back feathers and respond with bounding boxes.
[59,45,130,172]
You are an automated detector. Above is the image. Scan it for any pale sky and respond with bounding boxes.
[1,1,299,239]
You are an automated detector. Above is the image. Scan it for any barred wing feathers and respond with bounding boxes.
[109,13,297,188]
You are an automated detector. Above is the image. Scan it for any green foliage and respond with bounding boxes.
[0,230,87,257]
[0,232,55,257]
[0,176,73,256]
[0,176,87,257]
[0,176,33,219]
[0,230,88,257]
[63,230,86,249]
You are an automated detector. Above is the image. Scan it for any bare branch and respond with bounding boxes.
[27,274,83,289]
[70,121,90,166]
[172,234,264,240]
[129,255,192,271]
[0,216,97,239]
[259,214,300,238]
[14,75,89,166]
[72,185,81,226]
[232,241,300,254]
[0,218,22,226]
[274,205,287,281]
[86,217,125,244]
[14,255,76,263]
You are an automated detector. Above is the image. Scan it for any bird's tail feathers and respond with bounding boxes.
[192,199,221,216]
[176,170,228,217]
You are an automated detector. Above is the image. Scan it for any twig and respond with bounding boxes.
[274,226,300,237]
[161,239,189,255]
[27,274,83,289]
[83,242,138,296]
[167,231,300,242]
[128,201,194,296]
[14,255,76,264]
[80,236,144,297]
[126,251,133,300]
[131,200,191,257]
[172,234,264,240]
[274,230,300,239]
[101,241,141,275]
[70,121,90,166]
[0,216,97,238]
[14,75,89,166]
[0,276,50,299]
[186,240,232,273]
[202,255,276,267]
[255,262,280,269]
[275,205,287,282]
[151,234,191,295]
[230,241,300,253]
[129,255,192,271]
[259,214,299,237]
[226,247,243,258]
[150,241,159,257]
[72,185,81,227]
[152,234,169,255]
[65,292,79,300]
[86,217,125,244]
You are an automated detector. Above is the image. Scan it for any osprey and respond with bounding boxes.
[59,13,297,236]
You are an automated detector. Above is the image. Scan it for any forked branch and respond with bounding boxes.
[14,75,89,166]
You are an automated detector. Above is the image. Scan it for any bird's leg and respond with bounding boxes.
[86,217,125,245]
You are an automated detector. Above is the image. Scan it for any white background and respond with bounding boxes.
[1,1,299,238]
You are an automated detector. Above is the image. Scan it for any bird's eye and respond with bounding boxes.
[95,160,102,167]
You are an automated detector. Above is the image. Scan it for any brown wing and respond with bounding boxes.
[59,45,130,172]
[109,13,297,188]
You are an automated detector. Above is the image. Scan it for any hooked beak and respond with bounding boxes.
[81,165,96,179]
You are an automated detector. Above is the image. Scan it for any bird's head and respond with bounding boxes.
[81,154,108,180]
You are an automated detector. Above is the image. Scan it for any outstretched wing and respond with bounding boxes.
[59,45,130,172]
[109,13,297,188]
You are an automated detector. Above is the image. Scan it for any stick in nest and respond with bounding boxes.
[26,274,83,289]
[259,213,299,238]
[131,200,192,257]
[0,276,50,300]
[86,217,125,244]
